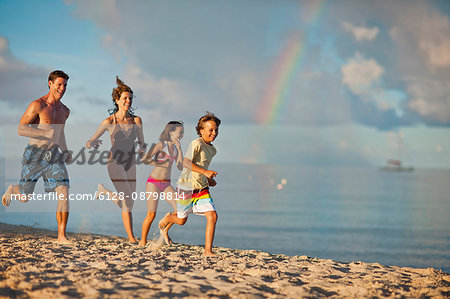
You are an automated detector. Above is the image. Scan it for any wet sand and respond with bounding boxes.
[0,222,448,298]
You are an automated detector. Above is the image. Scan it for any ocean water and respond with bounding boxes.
[1,164,449,273]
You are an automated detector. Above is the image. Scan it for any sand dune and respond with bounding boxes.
[0,222,448,298]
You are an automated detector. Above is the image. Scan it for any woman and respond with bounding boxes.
[86,76,145,243]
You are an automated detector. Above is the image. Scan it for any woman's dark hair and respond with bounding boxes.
[108,76,135,116]
[196,112,221,137]
[159,121,184,141]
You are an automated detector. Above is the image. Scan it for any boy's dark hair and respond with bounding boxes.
[48,70,69,83]
[196,112,221,137]
[159,121,184,141]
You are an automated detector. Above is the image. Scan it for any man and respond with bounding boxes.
[2,70,72,242]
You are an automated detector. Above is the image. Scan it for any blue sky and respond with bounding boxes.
[0,0,449,168]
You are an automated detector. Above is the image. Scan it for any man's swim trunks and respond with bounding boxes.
[176,187,215,218]
[19,144,70,195]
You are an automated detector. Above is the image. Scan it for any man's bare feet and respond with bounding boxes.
[2,185,13,207]
[204,251,216,257]
[138,240,146,247]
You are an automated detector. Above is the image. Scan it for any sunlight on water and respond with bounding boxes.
[1,163,449,272]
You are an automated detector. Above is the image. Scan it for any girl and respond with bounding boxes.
[139,121,184,246]
[86,77,145,243]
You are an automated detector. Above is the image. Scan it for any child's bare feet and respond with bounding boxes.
[158,213,174,245]
[204,251,216,257]
[158,212,171,230]
[57,235,70,243]
[160,227,173,246]
[138,240,146,247]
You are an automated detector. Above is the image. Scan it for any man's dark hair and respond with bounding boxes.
[48,70,69,83]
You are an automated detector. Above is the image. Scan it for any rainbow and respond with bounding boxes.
[257,0,326,125]
[257,35,305,124]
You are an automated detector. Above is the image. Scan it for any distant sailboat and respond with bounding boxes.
[380,133,414,172]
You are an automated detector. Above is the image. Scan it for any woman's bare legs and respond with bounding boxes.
[108,161,137,243]
[97,183,122,208]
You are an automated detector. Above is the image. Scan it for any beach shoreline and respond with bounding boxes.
[0,222,448,298]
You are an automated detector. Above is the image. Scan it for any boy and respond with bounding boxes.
[159,112,220,256]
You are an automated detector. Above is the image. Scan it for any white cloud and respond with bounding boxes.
[390,9,450,71]
[341,52,384,95]
[63,0,450,127]
[0,36,49,106]
[342,22,379,41]
[216,71,258,112]
[406,76,450,124]
[0,37,8,52]
[65,1,270,124]
[328,1,450,127]
[386,3,450,124]
[64,0,121,30]
[124,65,183,107]
[341,53,409,115]
[119,64,200,124]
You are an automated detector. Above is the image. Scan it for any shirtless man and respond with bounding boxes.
[2,70,72,242]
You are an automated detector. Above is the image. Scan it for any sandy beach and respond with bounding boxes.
[0,222,448,298]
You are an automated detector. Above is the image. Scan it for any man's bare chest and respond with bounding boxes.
[39,105,67,124]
